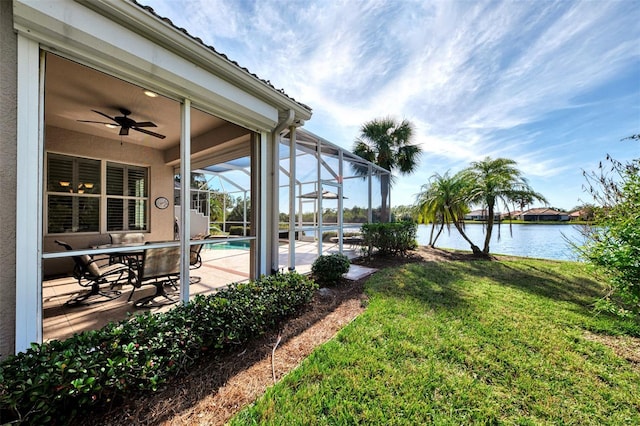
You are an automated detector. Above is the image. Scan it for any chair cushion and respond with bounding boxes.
[81,255,101,277]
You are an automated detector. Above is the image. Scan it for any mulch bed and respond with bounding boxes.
[75,247,507,425]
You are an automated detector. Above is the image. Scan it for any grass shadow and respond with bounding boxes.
[366,260,471,311]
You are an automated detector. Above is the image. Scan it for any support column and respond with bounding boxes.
[338,150,344,253]
[317,140,323,255]
[15,36,43,353]
[179,99,191,304]
[288,126,297,270]
[368,164,373,223]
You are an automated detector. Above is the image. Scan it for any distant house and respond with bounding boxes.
[500,210,522,220]
[569,209,594,221]
[464,209,501,221]
[521,208,570,222]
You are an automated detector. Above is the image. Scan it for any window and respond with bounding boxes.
[106,163,148,231]
[46,154,149,234]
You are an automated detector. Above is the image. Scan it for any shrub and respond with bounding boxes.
[0,272,317,425]
[311,254,350,286]
[580,144,640,316]
[228,226,247,236]
[322,231,337,242]
[360,222,417,257]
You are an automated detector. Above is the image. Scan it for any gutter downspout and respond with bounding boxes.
[270,110,295,274]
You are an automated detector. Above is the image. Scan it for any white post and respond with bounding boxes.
[368,164,373,223]
[15,36,44,352]
[179,99,191,304]
[258,132,268,275]
[288,126,297,270]
[317,140,323,255]
[338,150,344,253]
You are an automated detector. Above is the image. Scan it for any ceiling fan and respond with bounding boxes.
[78,108,166,139]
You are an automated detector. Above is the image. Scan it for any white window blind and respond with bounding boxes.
[46,153,148,234]
[47,154,100,233]
[106,162,148,231]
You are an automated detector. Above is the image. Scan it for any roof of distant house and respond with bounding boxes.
[522,208,568,215]
[132,0,312,113]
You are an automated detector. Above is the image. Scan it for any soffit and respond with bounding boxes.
[14,0,303,131]
[45,53,231,150]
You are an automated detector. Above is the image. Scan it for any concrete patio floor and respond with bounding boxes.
[42,240,364,342]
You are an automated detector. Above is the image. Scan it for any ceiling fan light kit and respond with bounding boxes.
[77,108,166,139]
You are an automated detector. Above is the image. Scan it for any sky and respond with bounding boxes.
[142,0,640,211]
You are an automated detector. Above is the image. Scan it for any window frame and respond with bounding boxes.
[105,162,149,232]
[45,152,150,235]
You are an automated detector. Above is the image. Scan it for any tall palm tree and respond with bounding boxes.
[352,117,422,222]
[416,171,481,252]
[464,157,547,255]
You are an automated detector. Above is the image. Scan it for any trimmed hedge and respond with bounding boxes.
[311,254,350,286]
[0,272,317,425]
[360,222,418,257]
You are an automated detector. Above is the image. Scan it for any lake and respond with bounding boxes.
[416,223,585,261]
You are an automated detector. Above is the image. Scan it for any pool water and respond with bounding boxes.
[204,240,251,250]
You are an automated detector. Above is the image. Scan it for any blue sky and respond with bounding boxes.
[142,0,639,211]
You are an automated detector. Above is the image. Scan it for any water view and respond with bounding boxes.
[416,223,586,261]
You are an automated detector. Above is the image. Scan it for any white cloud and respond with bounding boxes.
[142,0,640,208]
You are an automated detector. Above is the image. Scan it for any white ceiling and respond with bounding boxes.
[44,53,247,154]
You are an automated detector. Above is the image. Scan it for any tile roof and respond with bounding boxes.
[522,208,567,215]
[132,0,312,112]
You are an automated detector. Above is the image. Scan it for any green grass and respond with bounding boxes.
[231,259,640,425]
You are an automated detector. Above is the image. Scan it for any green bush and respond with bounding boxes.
[322,231,361,242]
[0,272,317,425]
[360,222,418,257]
[322,231,337,242]
[228,226,248,236]
[311,254,350,286]
[580,147,640,316]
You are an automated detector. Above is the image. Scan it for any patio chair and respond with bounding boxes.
[128,245,181,307]
[108,233,145,265]
[188,235,211,284]
[190,235,212,269]
[54,240,131,306]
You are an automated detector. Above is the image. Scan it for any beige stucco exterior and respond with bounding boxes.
[1,0,18,357]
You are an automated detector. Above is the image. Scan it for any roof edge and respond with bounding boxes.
[77,0,312,121]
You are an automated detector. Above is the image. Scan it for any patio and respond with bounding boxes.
[43,240,363,342]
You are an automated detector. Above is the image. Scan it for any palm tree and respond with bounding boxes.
[352,117,422,222]
[464,157,547,255]
[416,171,481,252]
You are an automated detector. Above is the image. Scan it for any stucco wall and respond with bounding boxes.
[44,126,176,276]
[0,0,17,358]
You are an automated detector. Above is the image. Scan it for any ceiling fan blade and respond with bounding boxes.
[92,110,117,123]
[119,127,130,136]
[133,121,157,128]
[77,120,117,125]
[133,127,166,139]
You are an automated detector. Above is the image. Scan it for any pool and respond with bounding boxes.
[204,240,251,250]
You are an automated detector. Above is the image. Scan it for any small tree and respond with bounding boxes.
[416,171,475,249]
[462,157,546,255]
[352,117,422,222]
[579,136,640,316]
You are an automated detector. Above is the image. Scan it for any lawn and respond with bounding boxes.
[231,258,640,425]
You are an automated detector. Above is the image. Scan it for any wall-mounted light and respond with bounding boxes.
[59,181,70,187]
[84,183,94,189]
